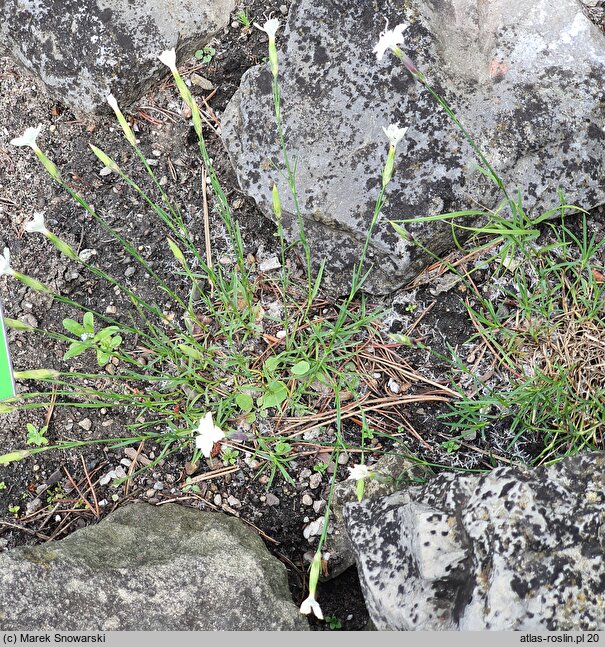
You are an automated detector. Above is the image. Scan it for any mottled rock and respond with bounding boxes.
[0,0,235,114]
[344,453,605,630]
[324,454,434,580]
[222,0,605,294]
[0,503,308,630]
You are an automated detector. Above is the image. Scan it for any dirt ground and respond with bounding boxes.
[1,0,604,631]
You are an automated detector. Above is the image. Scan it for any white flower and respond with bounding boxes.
[373,22,409,61]
[383,124,408,147]
[0,248,14,276]
[106,93,119,111]
[158,48,177,72]
[10,124,43,151]
[299,594,323,620]
[24,211,49,235]
[254,17,280,40]
[194,412,225,458]
[347,464,371,481]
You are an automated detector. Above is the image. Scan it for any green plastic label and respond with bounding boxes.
[0,300,15,401]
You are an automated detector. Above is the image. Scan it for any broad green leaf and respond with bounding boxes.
[83,311,94,330]
[177,344,204,360]
[291,360,310,376]
[63,341,89,360]
[235,393,254,412]
[258,380,288,409]
[264,356,282,373]
[62,318,85,336]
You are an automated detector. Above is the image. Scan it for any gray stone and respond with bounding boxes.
[344,452,605,631]
[0,503,308,630]
[323,454,434,580]
[0,0,235,114]
[221,0,605,294]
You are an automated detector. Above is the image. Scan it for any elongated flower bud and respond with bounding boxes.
[14,369,60,380]
[382,145,396,188]
[167,237,187,269]
[47,233,79,261]
[5,318,35,331]
[13,272,52,294]
[0,449,31,465]
[106,93,137,146]
[34,148,62,181]
[272,184,282,221]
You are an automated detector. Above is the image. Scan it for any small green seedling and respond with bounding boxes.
[221,447,240,465]
[325,615,342,630]
[26,423,49,447]
[194,46,216,64]
[8,505,20,516]
[0,481,6,490]
[63,312,122,367]
[237,10,252,29]
[182,477,201,493]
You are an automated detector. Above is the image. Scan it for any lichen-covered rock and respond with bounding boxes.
[0,0,235,114]
[344,452,605,630]
[0,503,308,631]
[323,454,435,580]
[221,0,605,294]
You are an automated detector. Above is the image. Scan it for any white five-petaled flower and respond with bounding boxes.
[299,594,323,620]
[194,412,225,458]
[347,463,371,481]
[158,48,177,72]
[383,124,408,147]
[10,124,43,151]
[24,211,49,236]
[373,21,409,61]
[254,17,280,40]
[0,248,14,277]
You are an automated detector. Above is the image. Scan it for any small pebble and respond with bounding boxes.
[276,330,287,339]
[313,500,326,514]
[279,4,288,14]
[337,452,349,465]
[25,498,42,516]
[119,458,131,468]
[78,418,92,431]
[227,495,241,508]
[105,305,117,315]
[303,518,324,540]
[213,494,222,506]
[78,249,97,262]
[302,494,313,506]
[153,482,164,491]
[299,468,312,480]
[125,266,135,278]
[265,492,280,506]
[309,473,322,489]
[387,377,401,394]
[145,489,156,498]
[190,73,214,91]
[259,256,281,272]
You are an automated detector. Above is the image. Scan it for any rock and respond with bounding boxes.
[265,492,280,506]
[0,503,307,630]
[0,0,235,114]
[221,0,605,294]
[344,452,605,631]
[77,417,92,431]
[323,454,433,580]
